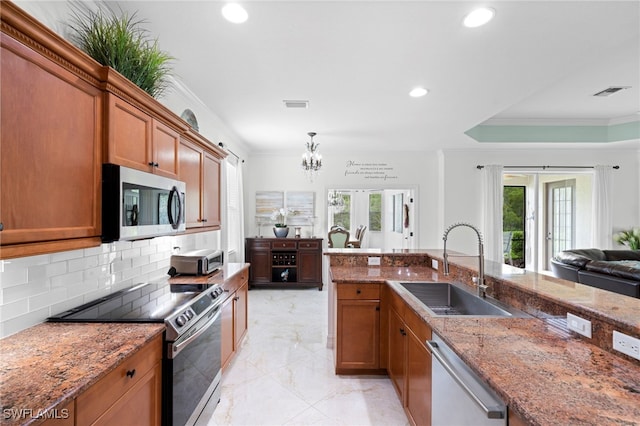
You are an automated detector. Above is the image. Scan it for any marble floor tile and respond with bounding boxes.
[196,288,407,426]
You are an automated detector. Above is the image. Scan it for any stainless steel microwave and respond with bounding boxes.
[102,164,186,242]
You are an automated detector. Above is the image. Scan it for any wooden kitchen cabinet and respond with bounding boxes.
[221,267,249,370]
[0,27,102,259]
[106,93,180,179]
[384,286,432,426]
[76,334,162,426]
[179,135,222,229]
[245,238,323,290]
[334,283,385,374]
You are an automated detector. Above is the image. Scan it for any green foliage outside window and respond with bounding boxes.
[369,193,381,231]
[333,195,351,229]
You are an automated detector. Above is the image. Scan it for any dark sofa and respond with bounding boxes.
[550,249,640,298]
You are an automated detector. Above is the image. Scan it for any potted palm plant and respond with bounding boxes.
[67,2,173,98]
[614,228,640,250]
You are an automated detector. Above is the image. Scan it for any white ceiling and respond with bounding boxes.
[109,1,640,153]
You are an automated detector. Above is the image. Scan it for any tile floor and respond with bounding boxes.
[196,288,408,426]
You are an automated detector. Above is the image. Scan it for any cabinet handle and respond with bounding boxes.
[356,289,361,294]
[202,219,208,223]
[234,296,240,301]
[0,222,3,231]
[376,306,380,311]
[400,328,406,336]
[154,162,159,167]
[126,369,136,378]
[148,162,155,166]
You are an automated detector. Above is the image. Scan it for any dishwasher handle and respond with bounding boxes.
[426,340,505,419]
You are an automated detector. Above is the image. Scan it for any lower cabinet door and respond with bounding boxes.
[336,299,380,370]
[406,329,432,426]
[388,307,406,398]
[234,282,248,347]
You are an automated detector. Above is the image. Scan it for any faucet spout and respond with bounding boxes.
[442,223,487,298]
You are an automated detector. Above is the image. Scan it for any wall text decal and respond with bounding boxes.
[344,160,398,180]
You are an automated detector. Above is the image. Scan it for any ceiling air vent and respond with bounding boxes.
[592,86,631,97]
[283,100,309,109]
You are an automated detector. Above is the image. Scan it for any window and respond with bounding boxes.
[332,194,351,229]
[369,193,381,231]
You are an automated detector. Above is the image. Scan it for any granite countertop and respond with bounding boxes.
[330,263,640,425]
[0,322,164,425]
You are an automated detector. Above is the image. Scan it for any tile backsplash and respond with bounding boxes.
[0,231,220,338]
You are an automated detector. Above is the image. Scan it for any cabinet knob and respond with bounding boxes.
[400,328,406,336]
[148,162,155,166]
[202,219,208,223]
[356,289,362,294]
[0,222,3,231]
[126,369,136,378]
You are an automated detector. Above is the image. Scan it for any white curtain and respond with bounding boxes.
[226,157,245,262]
[481,165,504,262]
[591,165,614,249]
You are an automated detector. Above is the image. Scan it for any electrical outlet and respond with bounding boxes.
[567,313,592,338]
[367,256,381,266]
[431,259,439,270]
[613,331,640,360]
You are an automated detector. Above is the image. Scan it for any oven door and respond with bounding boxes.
[164,305,222,426]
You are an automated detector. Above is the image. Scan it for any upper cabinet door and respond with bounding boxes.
[0,33,102,256]
[105,94,180,179]
[179,138,204,228]
[106,93,153,171]
[151,119,180,179]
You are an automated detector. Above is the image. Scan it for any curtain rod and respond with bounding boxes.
[476,165,620,170]
[218,142,244,162]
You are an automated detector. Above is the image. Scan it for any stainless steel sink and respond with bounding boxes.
[398,282,523,317]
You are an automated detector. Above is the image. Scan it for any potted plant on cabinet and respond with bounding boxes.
[67,2,173,98]
[271,208,297,238]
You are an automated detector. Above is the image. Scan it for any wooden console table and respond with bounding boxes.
[245,237,323,290]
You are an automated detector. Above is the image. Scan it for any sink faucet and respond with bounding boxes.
[442,223,487,298]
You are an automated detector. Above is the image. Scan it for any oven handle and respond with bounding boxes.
[170,306,221,359]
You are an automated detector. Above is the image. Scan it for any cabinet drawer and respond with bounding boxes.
[337,283,380,300]
[76,335,162,425]
[224,269,249,294]
[298,241,320,250]
[251,240,271,250]
[405,308,431,343]
[388,288,407,317]
[272,240,297,250]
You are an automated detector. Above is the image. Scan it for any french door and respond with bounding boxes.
[545,179,576,269]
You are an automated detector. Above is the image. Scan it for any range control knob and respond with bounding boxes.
[175,315,187,327]
[185,310,195,319]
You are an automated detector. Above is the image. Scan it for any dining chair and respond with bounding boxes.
[328,228,350,248]
[349,225,366,248]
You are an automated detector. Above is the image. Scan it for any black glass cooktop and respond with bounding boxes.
[48,282,215,323]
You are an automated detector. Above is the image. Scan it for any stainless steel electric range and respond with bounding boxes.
[49,281,225,426]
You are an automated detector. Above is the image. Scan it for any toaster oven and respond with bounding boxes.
[168,249,224,276]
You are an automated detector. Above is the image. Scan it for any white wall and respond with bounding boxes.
[244,150,439,248]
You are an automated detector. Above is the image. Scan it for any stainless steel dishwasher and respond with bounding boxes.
[426,333,507,426]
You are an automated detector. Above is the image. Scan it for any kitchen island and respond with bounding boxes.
[326,249,640,425]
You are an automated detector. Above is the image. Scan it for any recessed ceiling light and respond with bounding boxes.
[409,87,428,98]
[463,7,495,28]
[222,3,248,24]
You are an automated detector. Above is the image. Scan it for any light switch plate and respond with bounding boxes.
[431,259,439,270]
[367,256,381,266]
[567,313,592,338]
[613,330,640,360]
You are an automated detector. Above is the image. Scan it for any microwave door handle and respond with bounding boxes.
[167,186,182,230]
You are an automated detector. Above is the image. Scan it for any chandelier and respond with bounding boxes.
[328,190,345,212]
[301,132,322,181]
